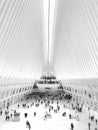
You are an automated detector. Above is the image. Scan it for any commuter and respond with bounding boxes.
[95,119,97,125]
[69,114,71,119]
[71,123,74,130]
[34,112,36,117]
[24,113,28,118]
[26,120,31,130]
[88,122,91,130]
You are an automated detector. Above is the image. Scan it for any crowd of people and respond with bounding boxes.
[0,91,98,130]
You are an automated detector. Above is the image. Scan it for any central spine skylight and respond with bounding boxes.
[43,0,55,64]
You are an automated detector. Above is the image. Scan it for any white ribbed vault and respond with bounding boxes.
[53,0,98,81]
[0,0,45,82]
[0,0,98,84]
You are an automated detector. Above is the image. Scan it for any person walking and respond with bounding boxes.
[88,122,90,130]
[24,113,28,118]
[26,120,31,130]
[71,123,74,130]
[34,112,36,117]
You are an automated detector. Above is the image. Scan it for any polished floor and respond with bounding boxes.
[0,99,98,130]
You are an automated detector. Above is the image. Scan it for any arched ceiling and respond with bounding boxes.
[53,0,98,80]
[0,0,45,82]
[0,0,98,84]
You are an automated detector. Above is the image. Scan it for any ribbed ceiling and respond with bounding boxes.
[53,0,98,79]
[0,0,45,82]
[0,0,98,83]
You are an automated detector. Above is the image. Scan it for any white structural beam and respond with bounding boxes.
[53,0,98,80]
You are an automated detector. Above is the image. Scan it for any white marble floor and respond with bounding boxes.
[0,100,98,130]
